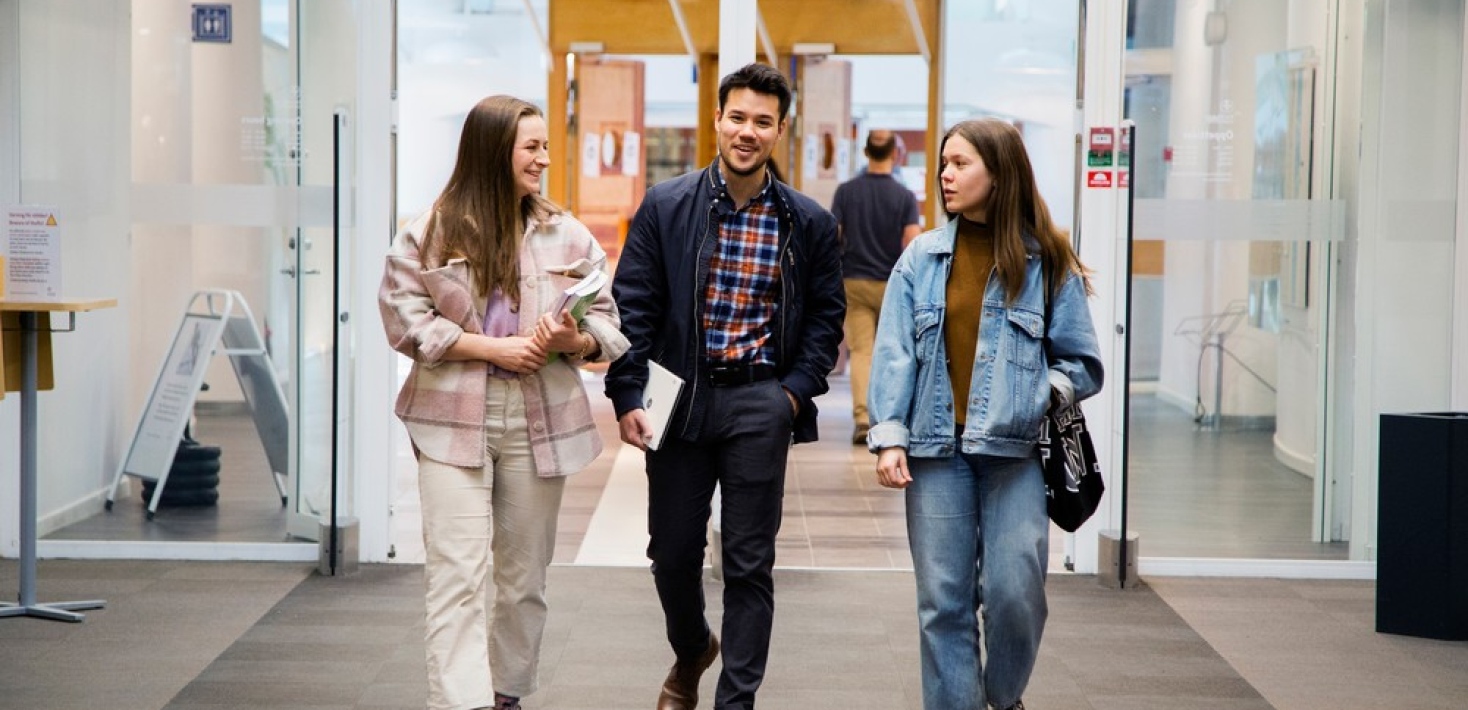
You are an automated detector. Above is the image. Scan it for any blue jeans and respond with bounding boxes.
[906,452,1049,710]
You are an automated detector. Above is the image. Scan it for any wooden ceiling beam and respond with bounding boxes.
[551,0,718,55]
[759,0,934,55]
[550,0,938,57]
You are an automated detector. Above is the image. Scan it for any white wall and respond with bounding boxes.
[3,0,133,538]
[0,0,15,205]
[131,1,200,423]
[1348,0,1463,560]
[1074,0,1130,576]
[1153,0,1289,421]
[194,2,272,405]
[352,0,396,561]
[1325,0,1365,545]
[131,1,277,410]
[0,0,19,558]
[642,55,703,128]
[1151,0,1220,414]
[397,1,550,218]
[1273,0,1335,479]
[943,0,1079,230]
[1459,3,1468,413]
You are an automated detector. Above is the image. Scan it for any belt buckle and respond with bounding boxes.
[707,362,743,387]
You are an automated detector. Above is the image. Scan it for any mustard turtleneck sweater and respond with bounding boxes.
[944,218,995,426]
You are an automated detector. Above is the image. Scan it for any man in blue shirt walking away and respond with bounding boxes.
[831,129,921,444]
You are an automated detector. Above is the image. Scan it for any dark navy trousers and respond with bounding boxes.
[646,378,794,710]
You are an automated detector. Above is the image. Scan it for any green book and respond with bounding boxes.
[553,270,607,321]
[546,270,607,362]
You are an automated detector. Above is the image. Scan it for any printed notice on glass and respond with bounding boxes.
[622,131,642,177]
[4,206,62,299]
[802,135,819,181]
[582,132,602,178]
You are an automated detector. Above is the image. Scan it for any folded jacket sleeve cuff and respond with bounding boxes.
[1048,369,1075,409]
[866,422,910,453]
[579,314,630,363]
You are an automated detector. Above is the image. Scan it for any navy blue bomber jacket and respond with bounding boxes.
[605,162,846,444]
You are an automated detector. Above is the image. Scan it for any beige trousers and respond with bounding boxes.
[417,377,565,709]
[844,278,888,425]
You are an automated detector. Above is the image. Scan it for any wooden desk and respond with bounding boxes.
[0,298,117,622]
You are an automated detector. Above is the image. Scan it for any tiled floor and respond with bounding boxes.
[47,404,291,543]
[1124,393,1346,560]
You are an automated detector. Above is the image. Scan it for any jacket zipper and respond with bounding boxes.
[779,228,793,366]
[680,201,719,434]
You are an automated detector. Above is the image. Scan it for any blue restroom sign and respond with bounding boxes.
[192,4,232,43]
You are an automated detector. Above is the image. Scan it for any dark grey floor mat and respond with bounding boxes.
[161,565,1270,710]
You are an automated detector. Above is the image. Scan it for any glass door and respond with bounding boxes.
[1121,0,1345,559]
[77,0,356,545]
[283,0,357,541]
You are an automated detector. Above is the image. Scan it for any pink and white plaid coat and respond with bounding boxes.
[379,210,629,476]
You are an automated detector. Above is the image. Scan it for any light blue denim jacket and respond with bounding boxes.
[867,219,1104,459]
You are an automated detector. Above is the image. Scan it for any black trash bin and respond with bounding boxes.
[1377,412,1468,640]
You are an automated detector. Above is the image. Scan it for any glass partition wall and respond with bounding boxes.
[1123,0,1348,560]
[31,0,357,548]
[1122,0,1462,563]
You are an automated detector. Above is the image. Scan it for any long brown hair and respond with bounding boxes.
[421,95,560,302]
[939,118,1091,303]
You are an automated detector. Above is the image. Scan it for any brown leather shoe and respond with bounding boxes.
[656,634,719,710]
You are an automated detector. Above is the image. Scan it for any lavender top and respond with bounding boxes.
[482,287,519,379]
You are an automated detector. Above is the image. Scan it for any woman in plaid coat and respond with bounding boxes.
[379,95,627,710]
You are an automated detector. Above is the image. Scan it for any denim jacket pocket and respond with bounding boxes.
[1005,309,1045,369]
[996,308,1048,441]
[913,306,943,364]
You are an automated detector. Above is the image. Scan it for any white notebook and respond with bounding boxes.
[643,361,684,451]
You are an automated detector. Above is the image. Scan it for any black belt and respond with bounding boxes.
[706,361,776,387]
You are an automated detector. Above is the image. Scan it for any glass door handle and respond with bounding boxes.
[279,266,322,277]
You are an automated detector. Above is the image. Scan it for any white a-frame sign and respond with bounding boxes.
[106,290,289,519]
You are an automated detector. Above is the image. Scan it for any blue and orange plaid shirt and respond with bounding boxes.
[703,167,782,365]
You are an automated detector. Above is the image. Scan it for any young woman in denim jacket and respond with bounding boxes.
[867,118,1103,710]
[379,95,628,710]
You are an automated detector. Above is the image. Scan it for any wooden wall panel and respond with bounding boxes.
[795,58,852,209]
[574,59,647,261]
[697,53,719,169]
[924,2,943,228]
[548,52,570,207]
[1133,241,1166,276]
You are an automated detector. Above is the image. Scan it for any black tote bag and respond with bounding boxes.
[1038,400,1104,532]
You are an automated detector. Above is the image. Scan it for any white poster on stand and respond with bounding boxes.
[4,206,63,299]
[123,314,226,481]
